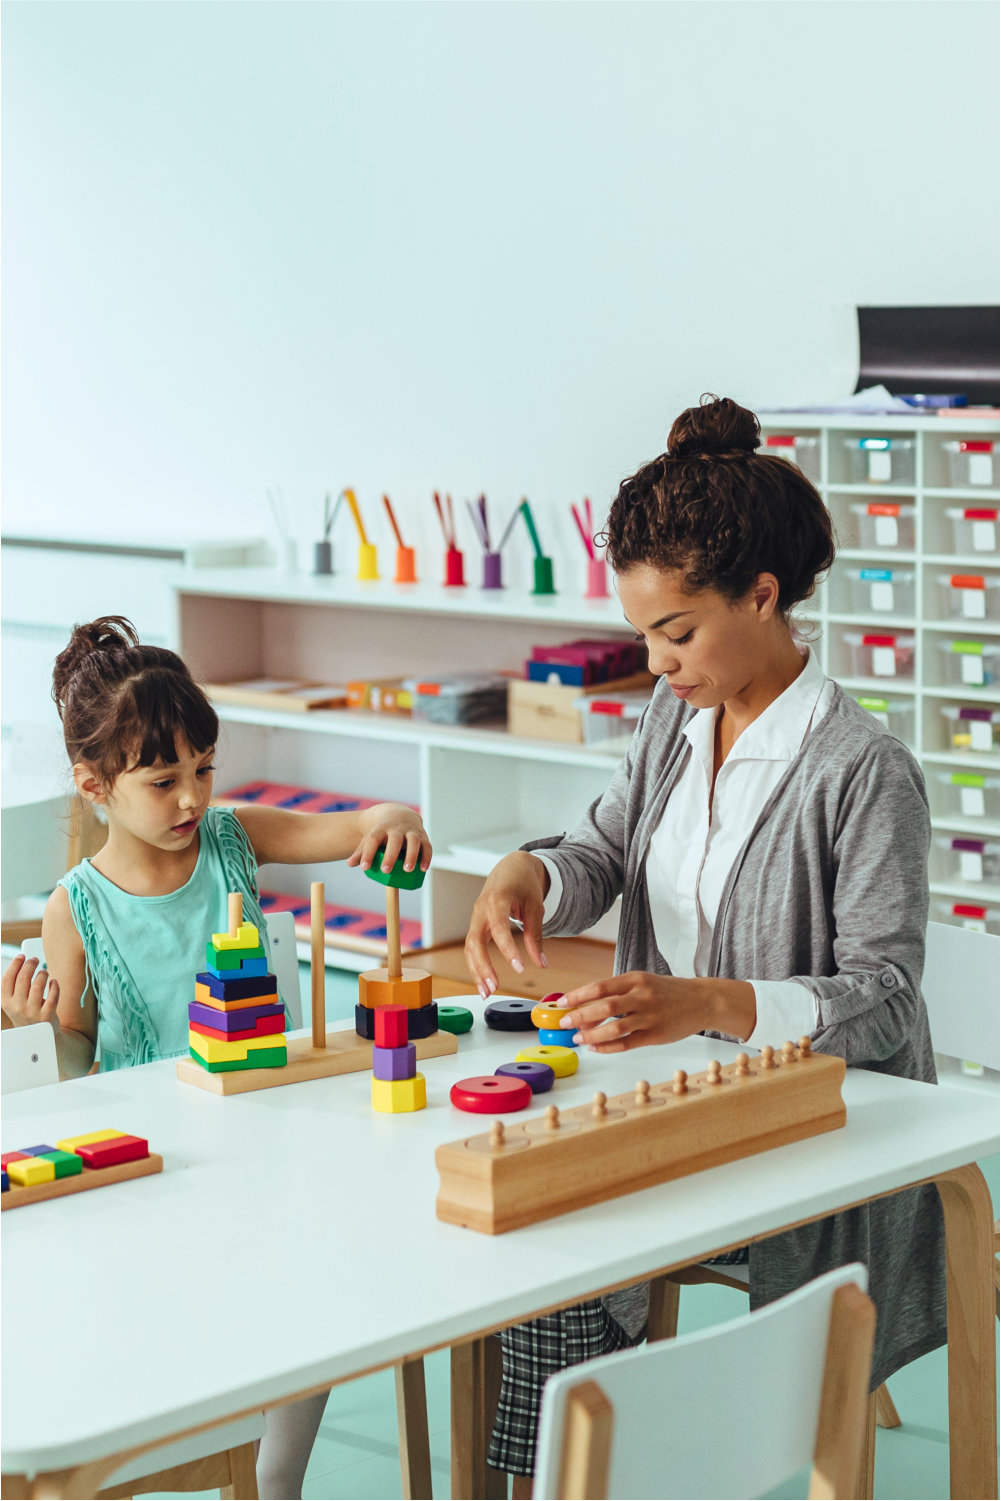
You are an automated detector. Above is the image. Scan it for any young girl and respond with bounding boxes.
[1,615,431,1496]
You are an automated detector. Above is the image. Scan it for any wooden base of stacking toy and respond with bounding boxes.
[177,1026,456,1096]
[435,1043,846,1234]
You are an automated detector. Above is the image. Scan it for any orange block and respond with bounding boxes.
[357,967,432,1010]
[194,982,278,1012]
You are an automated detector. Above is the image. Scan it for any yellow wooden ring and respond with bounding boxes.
[530,1003,573,1029]
[514,1044,579,1079]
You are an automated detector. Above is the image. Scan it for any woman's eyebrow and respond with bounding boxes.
[645,610,693,630]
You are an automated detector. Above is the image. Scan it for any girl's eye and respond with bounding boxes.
[668,630,694,645]
[152,779,174,791]
[197,764,216,776]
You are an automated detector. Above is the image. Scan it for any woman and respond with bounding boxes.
[465,395,945,1490]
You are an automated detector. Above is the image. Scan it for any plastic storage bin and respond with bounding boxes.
[763,433,820,483]
[935,770,1000,821]
[944,440,1000,489]
[937,639,1001,688]
[574,690,653,753]
[850,502,916,551]
[852,695,915,743]
[933,898,1001,936]
[937,573,1001,622]
[847,566,915,616]
[843,630,915,681]
[945,507,999,555]
[940,705,1001,753]
[935,835,999,887]
[844,437,915,485]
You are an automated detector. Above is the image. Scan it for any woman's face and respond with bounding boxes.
[616,562,780,710]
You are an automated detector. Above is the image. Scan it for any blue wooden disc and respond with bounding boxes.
[538,1027,578,1047]
[495,1060,555,1094]
[483,998,536,1031]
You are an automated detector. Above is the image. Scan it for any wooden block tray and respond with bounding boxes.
[1,1154,164,1212]
[435,1047,846,1234]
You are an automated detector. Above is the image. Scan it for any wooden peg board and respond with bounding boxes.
[435,1048,846,1234]
[1,1154,164,1212]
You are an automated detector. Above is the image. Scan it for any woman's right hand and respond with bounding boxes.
[464,852,550,999]
[1,954,61,1029]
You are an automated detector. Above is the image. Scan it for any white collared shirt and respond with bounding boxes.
[540,647,834,1047]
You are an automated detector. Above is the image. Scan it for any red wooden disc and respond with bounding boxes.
[450,1074,532,1114]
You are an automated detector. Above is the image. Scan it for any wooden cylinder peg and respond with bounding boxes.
[227,891,243,937]
[781,1041,797,1065]
[545,1105,561,1131]
[672,1070,688,1096]
[735,1053,750,1076]
[592,1092,607,1120]
[760,1045,776,1070]
[798,1036,813,1059]
[706,1059,722,1086]
[310,880,326,1050]
[634,1080,651,1107]
[385,885,402,981]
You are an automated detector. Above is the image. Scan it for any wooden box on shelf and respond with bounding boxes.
[203,679,347,712]
[507,673,654,744]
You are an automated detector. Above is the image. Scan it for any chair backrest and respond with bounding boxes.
[923,921,1000,1072]
[1,1021,60,1093]
[534,1264,874,1501]
[265,909,303,1030]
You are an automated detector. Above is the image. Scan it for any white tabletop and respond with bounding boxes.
[2,1003,998,1475]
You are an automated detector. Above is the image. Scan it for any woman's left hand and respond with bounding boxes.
[347,805,432,876]
[558,971,756,1052]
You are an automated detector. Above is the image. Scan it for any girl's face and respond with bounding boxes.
[80,739,216,853]
[616,563,782,710]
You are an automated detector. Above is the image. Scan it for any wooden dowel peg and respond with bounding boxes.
[227,891,242,937]
[386,885,402,980]
[760,1045,776,1070]
[592,1092,607,1120]
[672,1070,688,1095]
[489,1121,505,1152]
[799,1036,813,1059]
[310,881,326,1050]
[781,1041,797,1065]
[735,1054,750,1076]
[545,1105,561,1131]
[706,1059,723,1086]
[634,1080,651,1107]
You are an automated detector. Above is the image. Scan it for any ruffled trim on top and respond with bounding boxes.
[60,876,162,1068]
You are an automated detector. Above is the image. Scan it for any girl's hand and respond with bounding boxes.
[464,852,550,998]
[558,972,756,1052]
[347,805,432,877]
[1,954,61,1031]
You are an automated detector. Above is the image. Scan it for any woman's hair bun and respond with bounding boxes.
[667,394,761,459]
[52,616,140,713]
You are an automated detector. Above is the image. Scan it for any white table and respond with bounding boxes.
[2,1008,997,1499]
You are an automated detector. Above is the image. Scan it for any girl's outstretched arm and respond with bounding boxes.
[235,802,431,875]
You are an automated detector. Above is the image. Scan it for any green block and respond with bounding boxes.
[189,1044,287,1073]
[438,1005,474,1035]
[206,942,266,969]
[38,1150,84,1179]
[363,851,426,891]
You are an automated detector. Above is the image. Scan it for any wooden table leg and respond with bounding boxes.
[396,1358,433,1500]
[935,1162,999,1501]
[450,1337,505,1500]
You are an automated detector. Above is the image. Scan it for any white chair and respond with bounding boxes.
[534,1265,875,1501]
[923,920,1000,1076]
[1,1020,59,1093]
[264,908,303,1029]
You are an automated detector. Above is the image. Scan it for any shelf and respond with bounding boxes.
[922,751,1000,772]
[837,677,917,695]
[826,612,917,629]
[758,413,1001,435]
[920,619,1000,637]
[825,485,919,498]
[929,880,1001,901]
[930,817,1001,838]
[920,685,1001,704]
[922,488,1001,502]
[923,555,1001,568]
[837,550,917,564]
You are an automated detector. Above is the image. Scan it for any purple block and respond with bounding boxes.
[188,1000,286,1033]
[19,1143,57,1157]
[372,1043,417,1081]
[495,1060,555,1094]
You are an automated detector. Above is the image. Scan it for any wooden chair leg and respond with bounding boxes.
[395,1358,433,1500]
[451,1336,505,1500]
[874,1382,901,1430]
[220,1440,259,1499]
[808,1283,876,1501]
[646,1275,681,1343]
[555,1380,613,1501]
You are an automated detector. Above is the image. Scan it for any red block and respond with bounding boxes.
[189,1014,286,1044]
[75,1134,149,1169]
[0,1151,30,1168]
[374,1004,409,1049]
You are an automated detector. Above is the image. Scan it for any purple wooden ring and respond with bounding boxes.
[495,1060,555,1094]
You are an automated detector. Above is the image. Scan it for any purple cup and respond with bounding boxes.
[482,552,503,589]
[495,1060,555,1094]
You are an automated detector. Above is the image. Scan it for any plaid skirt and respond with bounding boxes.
[488,1247,750,1476]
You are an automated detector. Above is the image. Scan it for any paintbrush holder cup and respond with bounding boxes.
[394,546,417,584]
[482,552,503,590]
[357,543,379,581]
[585,557,609,598]
[313,541,333,576]
[444,547,466,587]
[532,556,556,596]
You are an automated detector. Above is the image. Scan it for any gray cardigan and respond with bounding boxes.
[526,677,946,1387]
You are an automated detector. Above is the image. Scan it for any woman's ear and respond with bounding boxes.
[750,573,781,621]
[73,763,109,805]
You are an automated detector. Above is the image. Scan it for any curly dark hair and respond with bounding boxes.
[602,395,835,614]
[52,616,219,787]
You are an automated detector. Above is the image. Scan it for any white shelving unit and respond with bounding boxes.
[759,411,1000,927]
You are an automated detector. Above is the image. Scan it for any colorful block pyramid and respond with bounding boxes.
[189,906,287,1074]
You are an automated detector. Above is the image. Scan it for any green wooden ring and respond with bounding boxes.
[437,1005,474,1035]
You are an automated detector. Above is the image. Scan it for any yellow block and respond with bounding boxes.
[371,1073,426,1114]
[7,1156,56,1187]
[56,1129,125,1152]
[514,1044,579,1079]
[189,1028,286,1064]
[210,923,260,951]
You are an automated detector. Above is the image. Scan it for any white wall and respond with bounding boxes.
[3,0,998,587]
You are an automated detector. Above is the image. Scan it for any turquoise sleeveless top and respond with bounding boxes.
[59,807,276,1071]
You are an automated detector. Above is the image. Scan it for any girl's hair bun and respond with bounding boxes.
[52,616,141,715]
[667,393,760,458]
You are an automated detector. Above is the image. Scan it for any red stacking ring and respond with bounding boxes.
[449,1075,532,1114]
